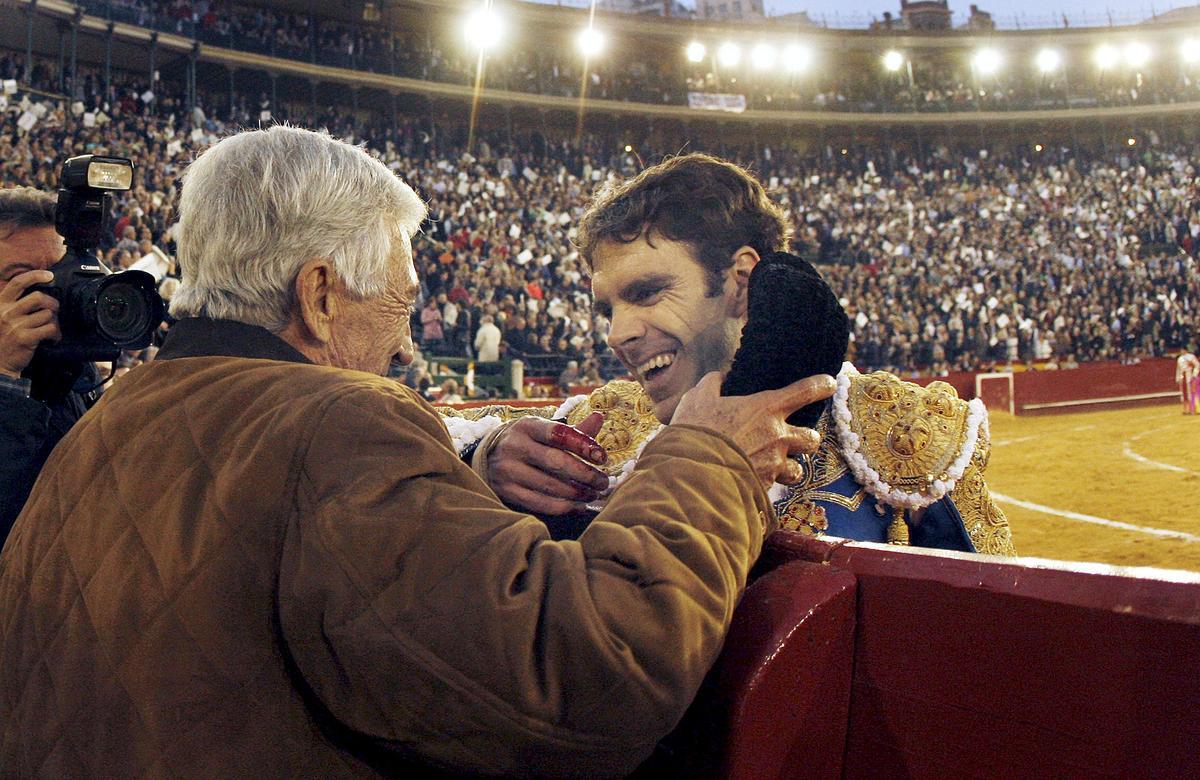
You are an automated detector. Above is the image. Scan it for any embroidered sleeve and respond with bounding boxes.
[948,415,1017,556]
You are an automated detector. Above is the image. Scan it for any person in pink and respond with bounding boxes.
[1176,352,1200,414]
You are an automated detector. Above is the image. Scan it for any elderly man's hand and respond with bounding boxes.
[671,372,836,489]
[0,270,59,379]
[485,412,610,516]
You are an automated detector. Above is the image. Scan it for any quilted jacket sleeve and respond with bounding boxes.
[277,381,771,778]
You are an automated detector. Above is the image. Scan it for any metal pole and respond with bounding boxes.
[148,33,157,103]
[187,45,198,114]
[25,0,36,85]
[104,23,113,106]
[70,9,80,100]
[57,23,66,94]
[228,68,235,121]
[270,73,278,121]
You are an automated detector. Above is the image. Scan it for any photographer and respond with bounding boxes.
[0,188,98,545]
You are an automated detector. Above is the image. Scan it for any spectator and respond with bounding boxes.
[557,359,579,396]
[419,295,443,353]
[439,377,464,403]
[0,188,98,543]
[475,313,501,362]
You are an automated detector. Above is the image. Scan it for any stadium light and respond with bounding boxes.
[1036,48,1062,73]
[577,26,606,58]
[718,42,742,68]
[686,41,707,63]
[463,6,504,51]
[1034,143,1044,152]
[782,42,812,73]
[1183,38,1200,64]
[883,50,905,72]
[1127,137,1137,146]
[1094,44,1119,70]
[1124,42,1151,68]
[972,48,1003,76]
[751,43,777,71]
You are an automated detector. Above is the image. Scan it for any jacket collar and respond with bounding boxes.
[157,318,313,365]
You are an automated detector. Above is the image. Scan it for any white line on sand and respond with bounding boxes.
[1122,445,1194,475]
[993,435,1039,447]
[991,492,1200,543]
[1121,426,1199,476]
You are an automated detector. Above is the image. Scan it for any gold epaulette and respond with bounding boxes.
[837,369,1015,555]
[841,371,977,501]
[438,404,556,423]
[563,381,662,478]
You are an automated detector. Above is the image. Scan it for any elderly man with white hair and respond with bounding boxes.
[0,126,833,777]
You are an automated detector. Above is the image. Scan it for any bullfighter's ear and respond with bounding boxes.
[729,245,761,317]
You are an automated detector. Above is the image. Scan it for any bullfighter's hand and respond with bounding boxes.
[485,411,610,516]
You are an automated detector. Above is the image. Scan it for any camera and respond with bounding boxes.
[32,155,165,364]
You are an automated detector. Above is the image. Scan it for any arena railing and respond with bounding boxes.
[16,0,1200,127]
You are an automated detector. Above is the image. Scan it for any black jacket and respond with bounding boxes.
[0,364,98,546]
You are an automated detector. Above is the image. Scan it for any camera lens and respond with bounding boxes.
[96,277,156,345]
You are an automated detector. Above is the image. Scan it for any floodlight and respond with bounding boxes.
[463,7,504,51]
[624,144,632,152]
[718,42,742,67]
[1094,44,1119,70]
[1034,143,1044,152]
[1125,42,1151,68]
[1183,38,1200,64]
[751,43,777,71]
[686,41,706,63]
[972,48,1002,76]
[577,26,605,58]
[1127,137,1137,146]
[882,50,905,72]
[782,42,812,73]
[1036,48,1061,73]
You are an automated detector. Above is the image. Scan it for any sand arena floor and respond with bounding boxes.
[986,403,1200,573]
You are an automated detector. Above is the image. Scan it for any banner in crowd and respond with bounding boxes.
[686,92,747,113]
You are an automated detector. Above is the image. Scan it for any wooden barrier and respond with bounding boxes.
[911,359,1178,415]
[660,531,1200,778]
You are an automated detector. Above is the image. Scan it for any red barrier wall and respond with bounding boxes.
[899,358,1179,415]
[746,532,1200,780]
[443,359,1181,417]
[1009,357,1178,415]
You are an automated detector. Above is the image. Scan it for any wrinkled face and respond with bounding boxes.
[0,225,65,293]
[591,237,743,423]
[330,230,420,376]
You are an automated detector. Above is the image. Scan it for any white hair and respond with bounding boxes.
[169,125,426,331]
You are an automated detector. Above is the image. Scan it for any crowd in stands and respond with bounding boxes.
[51,0,1200,116]
[2,47,1197,398]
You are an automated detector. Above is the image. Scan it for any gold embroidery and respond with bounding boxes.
[439,405,556,423]
[789,415,849,494]
[845,373,972,499]
[778,499,828,536]
[565,381,662,478]
[806,488,866,512]
[949,424,1017,556]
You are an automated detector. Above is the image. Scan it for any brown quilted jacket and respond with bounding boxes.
[0,319,771,778]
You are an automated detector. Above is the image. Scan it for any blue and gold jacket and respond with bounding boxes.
[442,367,1015,556]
